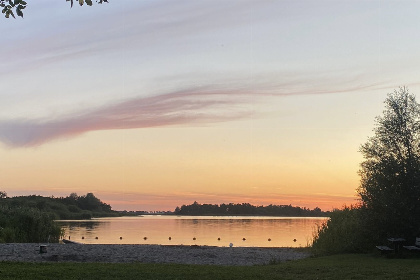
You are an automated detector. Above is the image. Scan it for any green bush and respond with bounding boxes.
[0,192,119,243]
[311,206,373,255]
[0,206,63,243]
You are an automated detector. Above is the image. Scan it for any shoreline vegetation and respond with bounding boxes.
[173,201,330,217]
[0,192,118,243]
[0,191,330,244]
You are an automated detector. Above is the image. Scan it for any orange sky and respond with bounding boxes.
[2,1,420,211]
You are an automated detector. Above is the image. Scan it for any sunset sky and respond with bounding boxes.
[1,0,420,211]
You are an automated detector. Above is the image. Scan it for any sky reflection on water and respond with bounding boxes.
[57,216,327,247]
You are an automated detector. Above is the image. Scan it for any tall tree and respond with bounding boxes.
[358,87,420,241]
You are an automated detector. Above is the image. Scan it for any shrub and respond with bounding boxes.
[311,206,373,255]
[0,206,63,243]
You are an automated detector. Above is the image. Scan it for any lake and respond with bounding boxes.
[56,216,328,247]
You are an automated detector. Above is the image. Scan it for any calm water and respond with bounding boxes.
[56,216,327,247]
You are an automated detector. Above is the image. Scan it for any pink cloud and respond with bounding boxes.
[0,76,384,148]
[0,87,255,147]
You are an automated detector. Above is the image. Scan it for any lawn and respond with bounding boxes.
[0,253,418,280]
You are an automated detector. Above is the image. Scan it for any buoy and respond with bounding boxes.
[144,237,148,240]
[82,237,84,240]
[193,237,196,241]
[242,238,246,241]
[168,237,171,240]
[293,239,297,242]
[268,238,271,241]
[120,237,122,240]
[95,237,98,239]
[217,237,221,241]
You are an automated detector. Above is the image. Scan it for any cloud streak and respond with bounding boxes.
[0,87,255,148]
[0,74,384,148]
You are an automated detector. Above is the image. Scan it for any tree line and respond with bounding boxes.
[174,201,329,217]
[1,192,117,220]
[0,192,118,243]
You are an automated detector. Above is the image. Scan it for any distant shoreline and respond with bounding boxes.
[121,213,330,217]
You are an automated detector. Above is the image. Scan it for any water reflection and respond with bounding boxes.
[57,221,103,230]
[55,216,327,247]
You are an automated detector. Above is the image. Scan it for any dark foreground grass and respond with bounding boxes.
[0,254,419,280]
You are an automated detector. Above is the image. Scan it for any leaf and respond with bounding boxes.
[16,7,22,17]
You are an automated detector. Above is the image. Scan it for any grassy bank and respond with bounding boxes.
[0,254,418,280]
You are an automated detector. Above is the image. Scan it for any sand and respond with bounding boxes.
[0,243,310,266]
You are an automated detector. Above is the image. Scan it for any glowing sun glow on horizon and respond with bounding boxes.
[1,0,419,211]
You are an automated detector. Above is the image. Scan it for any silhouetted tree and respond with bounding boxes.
[358,87,420,242]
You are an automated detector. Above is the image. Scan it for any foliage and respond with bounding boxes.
[66,0,108,8]
[0,192,117,220]
[311,206,374,255]
[0,192,118,243]
[1,0,26,18]
[174,201,329,217]
[1,0,108,19]
[358,87,420,243]
[0,205,63,243]
[1,254,420,280]
[312,87,420,255]
[0,190,7,198]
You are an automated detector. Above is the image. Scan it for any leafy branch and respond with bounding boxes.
[2,0,108,19]
[1,0,27,18]
[66,0,108,8]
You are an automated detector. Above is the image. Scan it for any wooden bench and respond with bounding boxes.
[403,237,420,251]
[376,245,393,253]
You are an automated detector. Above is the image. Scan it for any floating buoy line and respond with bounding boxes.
[62,235,299,245]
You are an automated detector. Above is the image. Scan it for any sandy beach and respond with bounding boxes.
[0,243,310,266]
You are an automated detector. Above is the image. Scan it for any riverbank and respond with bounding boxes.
[0,243,309,265]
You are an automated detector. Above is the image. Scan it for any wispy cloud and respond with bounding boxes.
[0,74,385,148]
[0,87,256,148]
